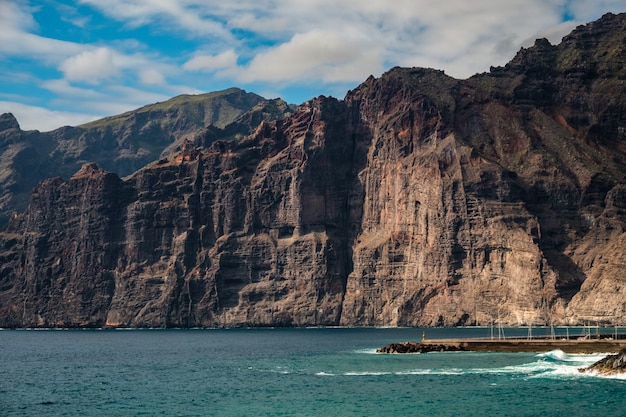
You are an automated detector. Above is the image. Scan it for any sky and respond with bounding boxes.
[1,1,625,132]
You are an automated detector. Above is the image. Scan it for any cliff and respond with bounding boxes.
[0,13,625,327]
[0,88,292,226]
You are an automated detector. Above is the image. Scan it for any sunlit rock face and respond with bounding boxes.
[0,13,625,328]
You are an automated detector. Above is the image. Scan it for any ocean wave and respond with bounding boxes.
[580,369,626,380]
[341,363,579,378]
[324,359,600,379]
[353,348,380,355]
[534,349,606,363]
[344,371,392,376]
[315,363,626,380]
[396,369,465,376]
[536,349,572,362]
[262,349,618,380]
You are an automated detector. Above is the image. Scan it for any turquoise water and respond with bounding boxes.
[1,328,625,416]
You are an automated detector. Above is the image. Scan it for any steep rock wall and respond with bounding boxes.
[0,98,358,327]
[341,71,552,326]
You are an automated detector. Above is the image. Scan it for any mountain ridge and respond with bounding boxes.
[0,88,293,225]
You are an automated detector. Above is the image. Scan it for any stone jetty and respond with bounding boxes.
[377,338,626,354]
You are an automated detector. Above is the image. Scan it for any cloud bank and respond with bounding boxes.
[0,0,625,130]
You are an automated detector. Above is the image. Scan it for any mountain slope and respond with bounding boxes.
[0,88,292,225]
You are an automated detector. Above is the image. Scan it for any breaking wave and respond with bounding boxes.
[257,349,623,380]
[315,350,615,379]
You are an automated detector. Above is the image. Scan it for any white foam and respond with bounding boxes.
[344,371,392,376]
[272,366,292,374]
[353,348,380,355]
[580,369,626,380]
[397,369,464,376]
[397,358,593,379]
[568,352,610,363]
[537,349,571,362]
[310,351,619,380]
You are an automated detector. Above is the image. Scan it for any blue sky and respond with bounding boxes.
[1,0,625,131]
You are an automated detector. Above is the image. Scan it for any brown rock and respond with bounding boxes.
[580,348,626,374]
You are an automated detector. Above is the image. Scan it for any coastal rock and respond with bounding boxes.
[1,14,626,328]
[376,342,464,354]
[376,342,422,354]
[580,348,626,374]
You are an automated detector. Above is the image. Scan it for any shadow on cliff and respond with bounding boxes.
[523,183,589,304]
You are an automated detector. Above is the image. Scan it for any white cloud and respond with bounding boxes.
[0,24,85,65]
[235,29,382,83]
[56,3,92,29]
[105,85,171,109]
[0,0,38,32]
[41,79,108,99]
[61,1,626,84]
[0,1,87,65]
[173,0,624,84]
[47,85,173,117]
[2,0,626,132]
[228,13,290,34]
[0,101,101,131]
[373,0,569,77]
[184,50,238,71]
[78,0,235,40]
[59,47,120,84]
[139,68,166,85]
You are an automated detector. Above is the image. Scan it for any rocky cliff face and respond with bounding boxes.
[0,88,291,226]
[1,13,625,328]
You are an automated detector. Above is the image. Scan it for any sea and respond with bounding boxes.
[1,327,625,417]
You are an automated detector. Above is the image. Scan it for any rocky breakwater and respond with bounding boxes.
[580,348,626,375]
[378,338,626,354]
[377,341,464,354]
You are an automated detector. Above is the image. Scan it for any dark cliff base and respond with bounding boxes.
[378,338,626,354]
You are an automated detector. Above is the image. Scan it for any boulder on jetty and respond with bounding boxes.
[376,342,463,354]
[580,348,626,375]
